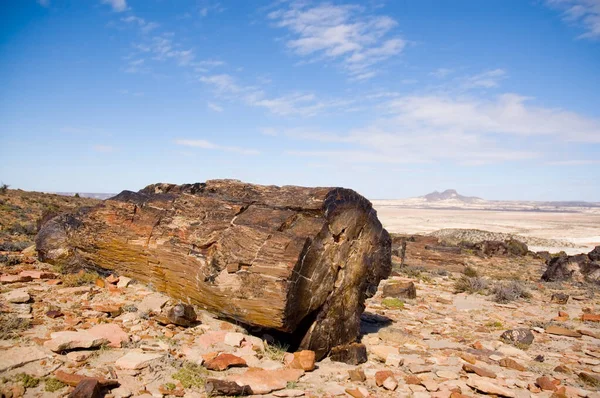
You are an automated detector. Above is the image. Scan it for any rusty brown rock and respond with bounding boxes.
[463,363,497,379]
[382,280,416,299]
[288,350,315,371]
[375,370,394,387]
[348,368,366,382]
[499,358,526,371]
[536,376,558,391]
[68,379,102,398]
[54,371,119,388]
[204,353,247,371]
[36,180,391,359]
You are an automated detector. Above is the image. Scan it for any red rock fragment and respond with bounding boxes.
[375,370,394,387]
[536,376,558,391]
[204,353,247,371]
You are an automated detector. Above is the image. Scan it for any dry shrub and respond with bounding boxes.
[0,313,30,339]
[492,280,532,303]
[454,275,488,294]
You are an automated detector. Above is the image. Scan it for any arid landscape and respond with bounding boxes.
[1,185,599,398]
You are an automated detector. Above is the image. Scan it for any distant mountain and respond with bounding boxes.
[422,189,483,204]
[54,192,115,200]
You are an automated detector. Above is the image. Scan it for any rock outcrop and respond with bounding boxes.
[36,180,391,359]
[541,246,600,284]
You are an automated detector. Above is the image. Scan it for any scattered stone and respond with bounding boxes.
[467,375,516,397]
[137,292,169,313]
[345,387,369,398]
[44,331,110,352]
[436,370,459,380]
[0,274,32,283]
[165,303,197,327]
[116,276,132,288]
[67,351,93,362]
[550,293,569,304]
[273,389,305,397]
[69,379,103,398]
[375,370,394,387]
[500,328,534,347]
[19,270,57,279]
[499,358,526,371]
[87,323,129,348]
[2,289,30,303]
[554,365,570,373]
[348,368,366,382]
[204,353,247,371]
[329,343,367,365]
[205,379,251,396]
[545,325,582,338]
[463,363,497,379]
[581,313,600,322]
[105,274,119,284]
[288,350,316,371]
[115,351,164,370]
[536,376,558,391]
[54,371,120,388]
[459,352,477,364]
[45,309,64,318]
[385,353,404,367]
[91,303,122,317]
[226,368,304,395]
[0,346,50,372]
[224,332,245,347]
[405,375,421,385]
[382,280,417,299]
[369,344,398,362]
[383,376,398,391]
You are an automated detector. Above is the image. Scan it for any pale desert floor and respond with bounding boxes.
[372,205,600,255]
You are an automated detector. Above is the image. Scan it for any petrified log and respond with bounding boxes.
[36,180,391,359]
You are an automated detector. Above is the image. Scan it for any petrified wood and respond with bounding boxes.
[36,180,391,358]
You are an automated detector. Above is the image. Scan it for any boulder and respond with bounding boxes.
[382,280,416,299]
[500,328,534,347]
[542,249,600,284]
[329,342,368,365]
[36,180,391,359]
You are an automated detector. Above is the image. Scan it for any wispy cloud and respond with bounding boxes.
[121,16,159,33]
[461,69,507,88]
[101,0,127,13]
[278,92,600,166]
[546,0,600,39]
[207,102,224,112]
[198,73,354,116]
[430,68,453,78]
[37,0,50,7]
[547,159,600,165]
[175,139,259,155]
[267,1,406,79]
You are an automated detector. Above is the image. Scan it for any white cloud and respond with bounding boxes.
[101,0,127,12]
[546,0,600,39]
[280,92,600,166]
[430,68,453,78]
[198,73,353,116]
[461,69,507,89]
[268,2,405,79]
[207,102,224,112]
[175,139,259,155]
[121,16,159,33]
[547,159,600,165]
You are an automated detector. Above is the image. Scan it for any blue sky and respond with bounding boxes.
[1,0,599,200]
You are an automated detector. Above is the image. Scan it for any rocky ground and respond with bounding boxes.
[1,236,600,398]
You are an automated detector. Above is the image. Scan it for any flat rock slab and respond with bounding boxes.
[115,351,164,370]
[227,368,305,395]
[0,274,32,283]
[545,325,582,338]
[19,270,57,279]
[137,293,169,313]
[87,324,129,348]
[44,331,110,352]
[2,289,30,303]
[0,346,51,372]
[467,375,515,397]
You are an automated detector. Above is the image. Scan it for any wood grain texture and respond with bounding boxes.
[36,180,391,358]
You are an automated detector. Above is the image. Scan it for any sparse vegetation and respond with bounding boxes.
[15,373,40,388]
[172,361,208,389]
[0,313,30,339]
[485,320,504,329]
[492,280,532,303]
[263,340,290,362]
[453,275,488,294]
[463,266,479,277]
[44,378,67,392]
[0,183,9,194]
[382,297,405,309]
[61,270,100,286]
